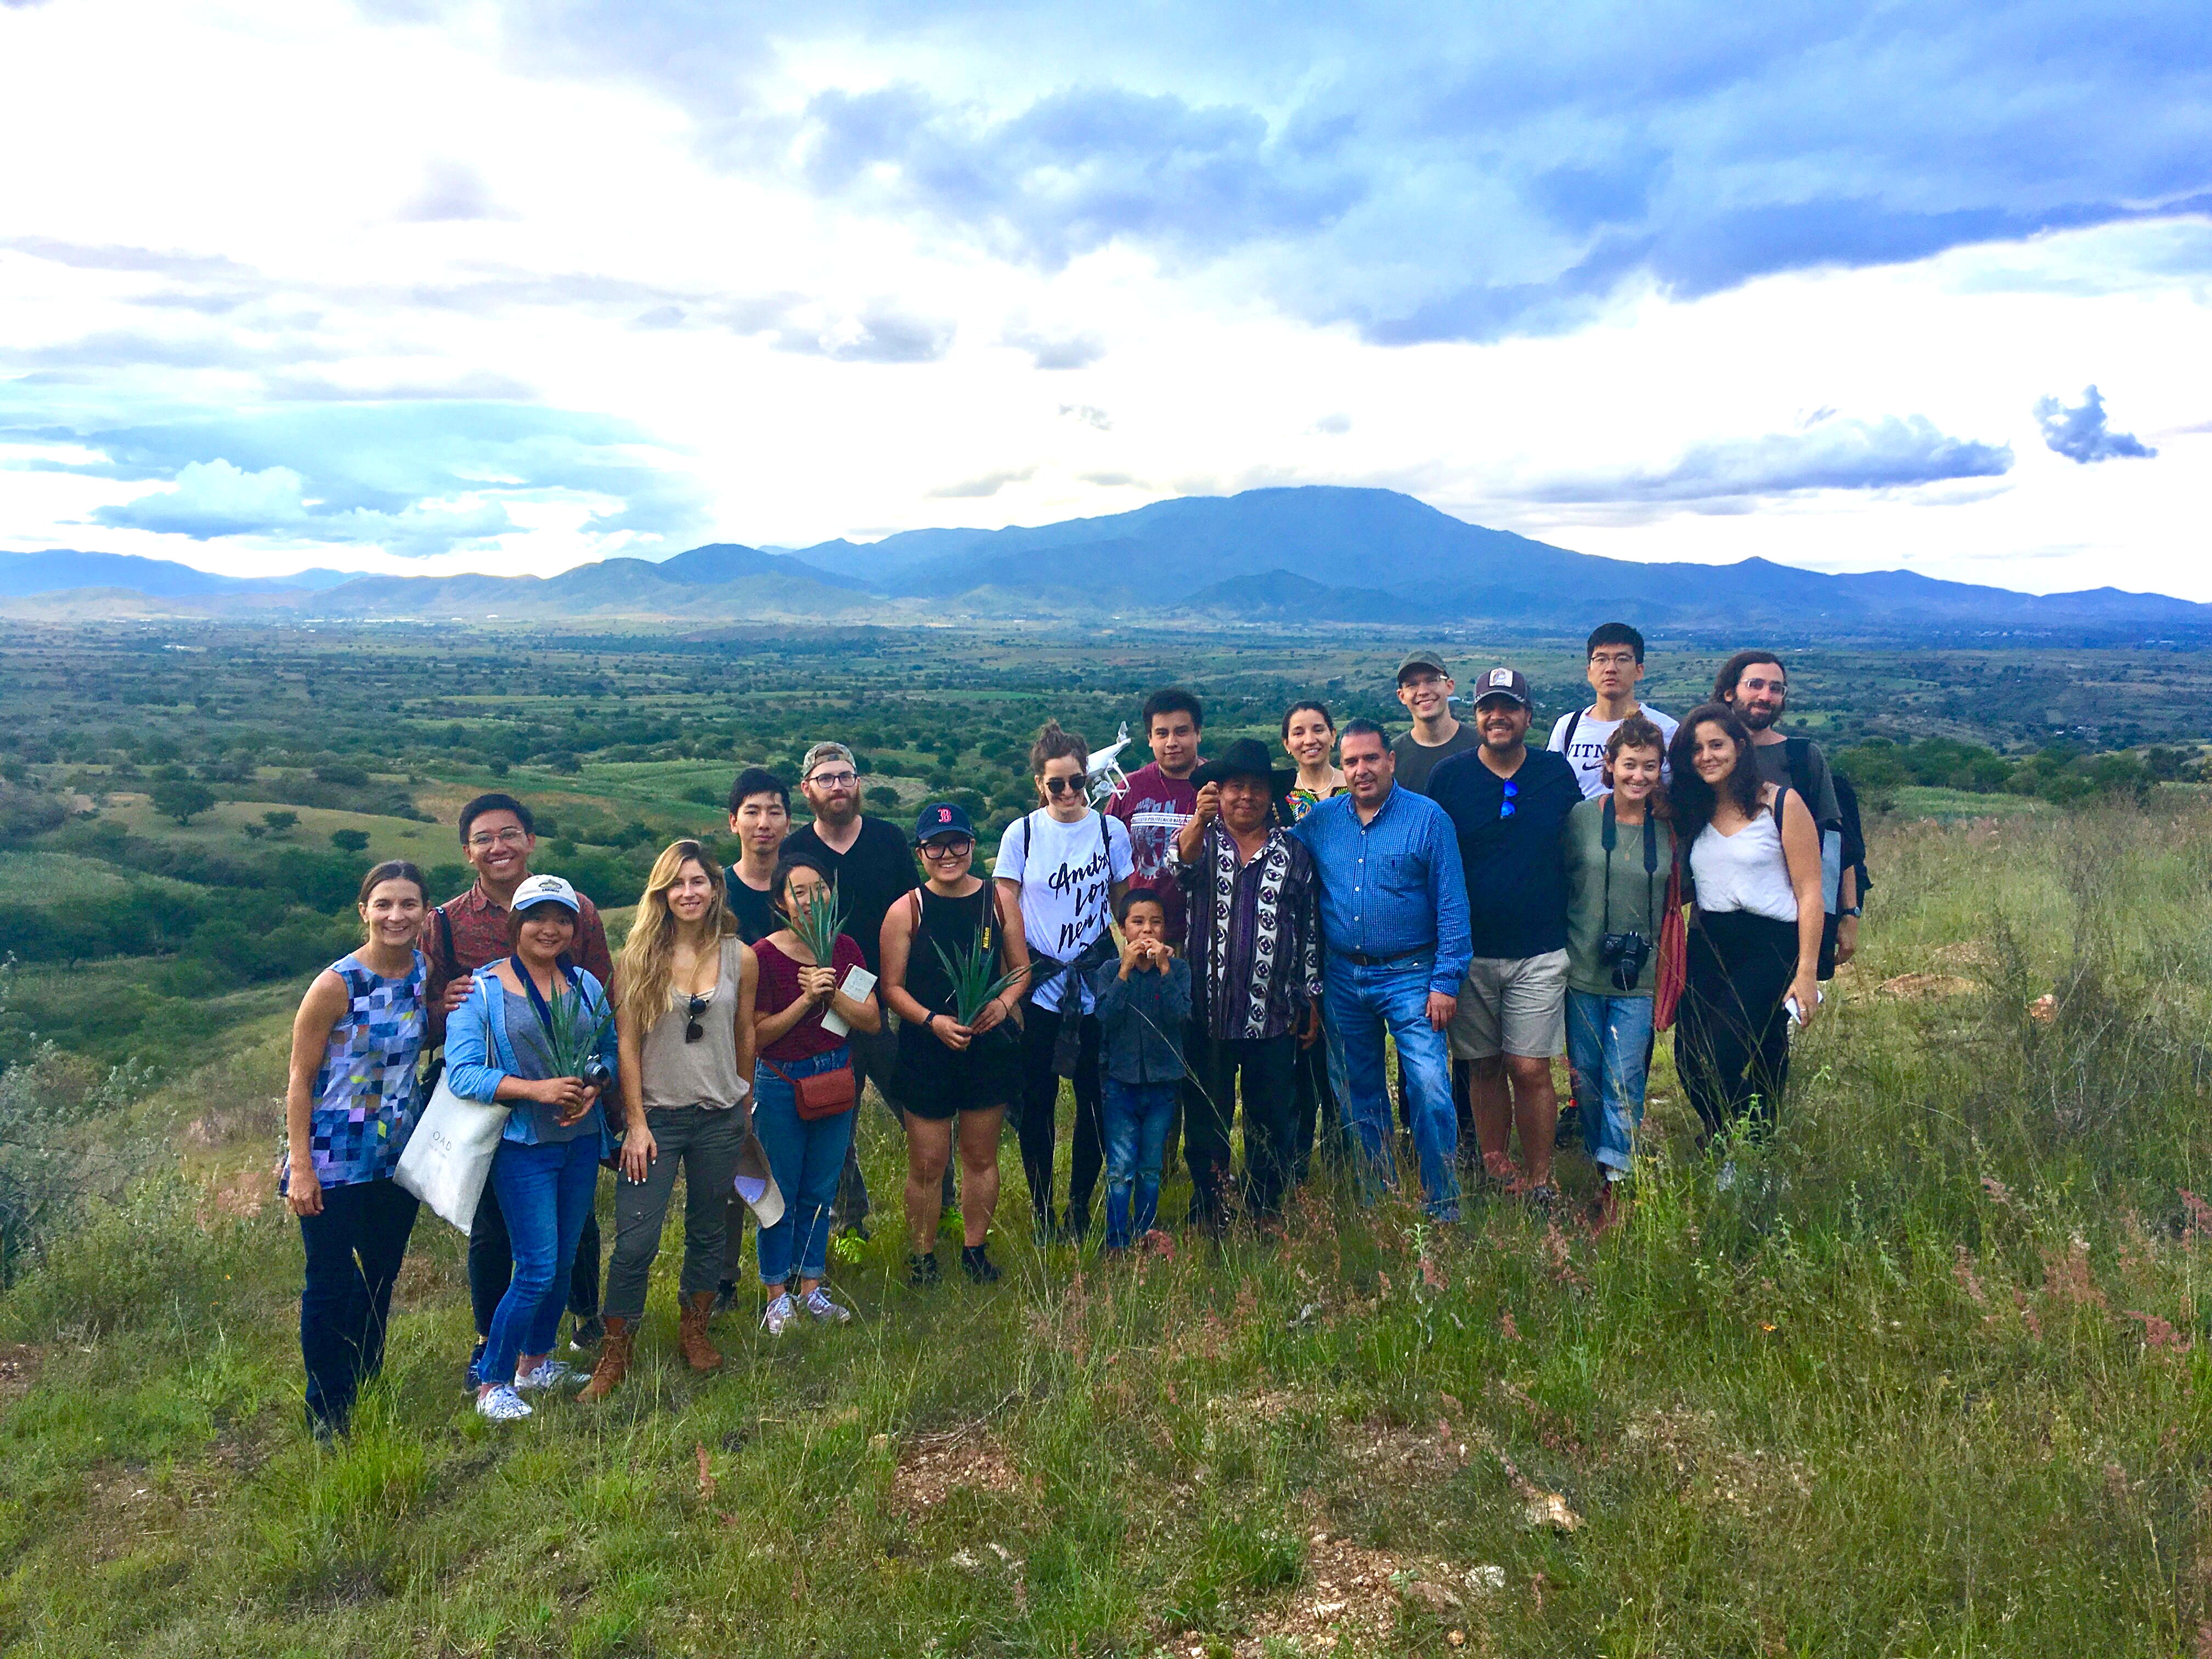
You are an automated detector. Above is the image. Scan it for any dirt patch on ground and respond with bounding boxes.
[1345,1416,1467,1483]
[195,1164,269,1226]
[1929,940,1997,971]
[889,1430,1033,1513]
[1877,972,1983,1001]
[1173,1529,1506,1658]
[391,1249,460,1310]
[1621,1405,1810,1517]
[0,1344,42,1415]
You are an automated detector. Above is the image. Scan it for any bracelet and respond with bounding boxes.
[924,1012,936,1030]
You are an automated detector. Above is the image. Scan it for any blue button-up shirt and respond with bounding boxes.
[1289,785,1472,996]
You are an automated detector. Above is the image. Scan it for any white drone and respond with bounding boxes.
[1085,723,1132,806]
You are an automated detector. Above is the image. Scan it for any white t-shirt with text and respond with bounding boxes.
[1546,704,1681,800]
[994,809,1136,1013]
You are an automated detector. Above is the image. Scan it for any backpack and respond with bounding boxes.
[1779,737,1869,980]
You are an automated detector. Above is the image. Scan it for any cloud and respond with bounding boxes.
[261,370,540,402]
[1310,413,1352,436]
[397,159,509,222]
[1526,413,2013,506]
[0,329,345,372]
[783,307,955,363]
[1002,325,1105,370]
[0,236,252,278]
[1058,403,1111,430]
[2034,385,2158,463]
[93,458,517,555]
[927,465,1036,498]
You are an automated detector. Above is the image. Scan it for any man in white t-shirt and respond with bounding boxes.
[995,722,1136,1242]
[1546,623,1680,800]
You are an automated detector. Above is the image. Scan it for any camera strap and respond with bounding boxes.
[1599,796,1660,937]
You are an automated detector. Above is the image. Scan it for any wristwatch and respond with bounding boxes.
[924,1012,937,1030]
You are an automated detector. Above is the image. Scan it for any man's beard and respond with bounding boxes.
[812,795,860,826]
[1736,701,1780,731]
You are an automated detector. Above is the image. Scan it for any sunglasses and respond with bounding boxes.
[1041,776,1083,797]
[684,992,710,1043]
[1499,778,1519,820]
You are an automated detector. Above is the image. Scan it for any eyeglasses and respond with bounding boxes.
[1041,776,1081,797]
[1499,778,1519,819]
[684,992,710,1043]
[807,770,858,788]
[920,838,974,858]
[466,827,529,849]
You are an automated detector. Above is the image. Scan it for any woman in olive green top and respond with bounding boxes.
[1560,715,1674,1229]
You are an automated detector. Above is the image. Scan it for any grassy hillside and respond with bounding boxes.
[2,805,2209,1656]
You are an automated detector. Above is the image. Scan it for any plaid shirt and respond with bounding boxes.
[1171,822,1322,1042]
[425,879,616,1016]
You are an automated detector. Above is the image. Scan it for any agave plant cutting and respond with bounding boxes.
[930,934,1026,1027]
[543,979,615,1081]
[789,874,848,968]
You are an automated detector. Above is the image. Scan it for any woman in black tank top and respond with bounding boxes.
[878,808,1030,1286]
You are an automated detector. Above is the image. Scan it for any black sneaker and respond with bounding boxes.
[961,1244,1001,1284]
[466,1339,487,1390]
[909,1250,941,1289]
[1554,1103,1582,1148]
[711,1279,738,1315]
[567,1314,605,1352]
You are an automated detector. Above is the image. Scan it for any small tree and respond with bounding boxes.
[330,828,370,854]
[262,810,299,835]
[151,778,217,824]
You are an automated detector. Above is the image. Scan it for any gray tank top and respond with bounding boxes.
[638,937,752,1111]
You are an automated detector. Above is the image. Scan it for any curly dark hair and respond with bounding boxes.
[1666,703,1761,836]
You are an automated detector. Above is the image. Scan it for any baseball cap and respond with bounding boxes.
[799,741,857,780]
[1396,649,1451,685]
[510,873,581,915]
[1471,667,1532,707]
[912,802,974,844]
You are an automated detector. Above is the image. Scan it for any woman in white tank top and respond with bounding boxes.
[1666,705,1825,1142]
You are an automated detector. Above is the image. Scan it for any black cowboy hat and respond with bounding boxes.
[1191,737,1300,798]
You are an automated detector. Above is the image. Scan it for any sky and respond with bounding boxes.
[2,0,2208,596]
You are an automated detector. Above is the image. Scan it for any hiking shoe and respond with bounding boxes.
[759,1293,797,1336]
[831,1227,866,1264]
[802,1286,853,1324]
[476,1384,532,1423]
[567,1315,605,1351]
[909,1251,941,1289]
[516,1358,581,1392]
[961,1244,1001,1284]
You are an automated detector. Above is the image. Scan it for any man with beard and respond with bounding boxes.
[1713,652,1858,966]
[783,741,919,1249]
[1425,669,1582,1210]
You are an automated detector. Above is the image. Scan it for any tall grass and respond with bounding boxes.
[1,805,2209,1656]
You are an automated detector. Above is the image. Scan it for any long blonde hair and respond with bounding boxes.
[617,840,735,1026]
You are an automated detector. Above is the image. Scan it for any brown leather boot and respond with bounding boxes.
[577,1314,633,1402]
[678,1291,723,1372]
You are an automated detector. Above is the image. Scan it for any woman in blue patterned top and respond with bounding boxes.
[281,860,431,1440]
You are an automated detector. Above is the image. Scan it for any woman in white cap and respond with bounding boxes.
[444,874,620,1423]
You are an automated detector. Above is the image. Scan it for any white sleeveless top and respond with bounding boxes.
[1689,793,1799,923]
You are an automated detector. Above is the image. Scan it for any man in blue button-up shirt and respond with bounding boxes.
[1290,719,1473,1219]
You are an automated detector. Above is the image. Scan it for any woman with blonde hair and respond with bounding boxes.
[581,840,758,1398]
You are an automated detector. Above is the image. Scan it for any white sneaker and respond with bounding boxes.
[476,1384,532,1423]
[802,1286,852,1325]
[759,1292,797,1336]
[515,1359,580,1392]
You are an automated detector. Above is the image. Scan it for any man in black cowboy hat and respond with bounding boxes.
[1171,737,1324,1233]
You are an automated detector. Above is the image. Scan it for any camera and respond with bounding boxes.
[582,1058,613,1094]
[1599,930,1650,991]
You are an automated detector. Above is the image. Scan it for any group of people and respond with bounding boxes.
[278,628,1869,1437]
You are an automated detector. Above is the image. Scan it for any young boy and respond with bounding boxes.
[1090,890,1192,1251]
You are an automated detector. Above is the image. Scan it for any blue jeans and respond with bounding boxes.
[1324,952,1460,1220]
[753,1050,858,1287]
[1101,1077,1178,1248]
[482,1135,600,1387]
[1565,989,1654,1177]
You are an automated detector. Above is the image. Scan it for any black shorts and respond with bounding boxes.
[895,1023,1022,1121]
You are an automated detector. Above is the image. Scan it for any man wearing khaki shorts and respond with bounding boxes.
[1424,668,1582,1210]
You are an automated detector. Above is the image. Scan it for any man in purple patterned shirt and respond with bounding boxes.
[1172,738,1323,1234]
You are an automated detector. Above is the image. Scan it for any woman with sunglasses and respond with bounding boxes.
[880,803,1030,1286]
[586,842,758,1398]
[994,721,1134,1245]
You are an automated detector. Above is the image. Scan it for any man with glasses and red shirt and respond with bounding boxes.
[426,792,617,1383]
[782,741,921,1250]
[1424,670,1582,1211]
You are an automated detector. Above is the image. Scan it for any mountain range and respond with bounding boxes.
[5,487,2207,639]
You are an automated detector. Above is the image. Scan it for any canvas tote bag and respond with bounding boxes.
[394,985,512,1233]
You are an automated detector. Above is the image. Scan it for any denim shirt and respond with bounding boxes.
[443,964,619,1152]
[1289,785,1472,996]
[1091,955,1193,1086]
